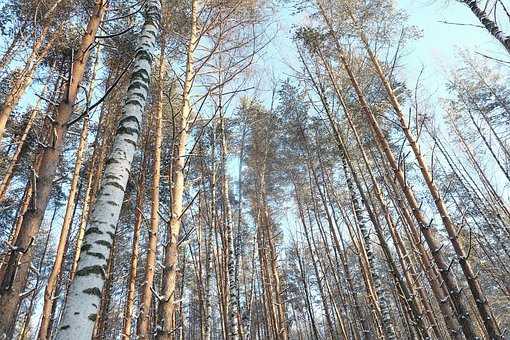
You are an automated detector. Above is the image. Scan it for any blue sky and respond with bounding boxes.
[399,0,509,90]
[260,0,510,97]
[254,0,510,239]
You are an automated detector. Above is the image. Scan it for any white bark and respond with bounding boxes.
[55,1,161,339]
[463,0,510,54]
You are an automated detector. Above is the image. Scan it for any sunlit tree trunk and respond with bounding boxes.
[122,115,151,339]
[137,37,167,339]
[0,2,107,336]
[314,3,481,337]
[0,79,49,202]
[38,46,100,340]
[355,21,501,338]
[156,0,198,336]
[0,21,28,70]
[0,24,60,141]
[18,205,56,340]
[219,115,240,340]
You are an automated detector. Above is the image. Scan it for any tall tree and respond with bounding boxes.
[55,1,161,338]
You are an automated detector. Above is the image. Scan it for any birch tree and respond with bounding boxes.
[55,1,161,338]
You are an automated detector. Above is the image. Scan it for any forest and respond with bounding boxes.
[0,0,509,339]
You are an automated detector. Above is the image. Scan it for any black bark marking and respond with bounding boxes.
[105,158,120,165]
[95,239,112,249]
[80,243,92,252]
[106,200,119,207]
[84,227,103,236]
[123,138,137,148]
[86,251,106,260]
[117,126,139,137]
[83,287,102,297]
[76,265,106,279]
[118,115,141,131]
[104,181,125,191]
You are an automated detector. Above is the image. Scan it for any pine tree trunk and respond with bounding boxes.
[156,0,198,336]
[18,205,56,340]
[38,46,100,340]
[0,24,59,141]
[122,119,150,339]
[315,4,481,337]
[0,80,47,202]
[356,26,502,339]
[137,39,166,339]
[0,2,107,336]
[55,2,160,338]
[300,54,398,339]
[0,21,28,71]
[317,54,440,338]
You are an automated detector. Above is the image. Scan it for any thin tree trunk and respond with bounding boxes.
[0,79,49,202]
[219,115,240,340]
[315,4,480,337]
[354,22,501,338]
[137,38,166,339]
[0,24,60,141]
[0,21,28,71]
[156,0,198,336]
[122,116,151,339]
[18,205,56,340]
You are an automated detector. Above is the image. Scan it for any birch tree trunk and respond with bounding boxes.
[121,131,148,339]
[219,115,240,340]
[462,0,510,54]
[55,2,161,338]
[156,0,198,337]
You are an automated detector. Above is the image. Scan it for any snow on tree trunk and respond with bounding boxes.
[55,1,161,339]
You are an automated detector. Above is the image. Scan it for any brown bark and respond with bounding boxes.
[0,79,49,202]
[121,117,151,339]
[37,45,100,339]
[355,26,501,339]
[0,23,60,141]
[314,4,481,336]
[0,2,107,336]
[156,1,198,336]
[137,41,166,339]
